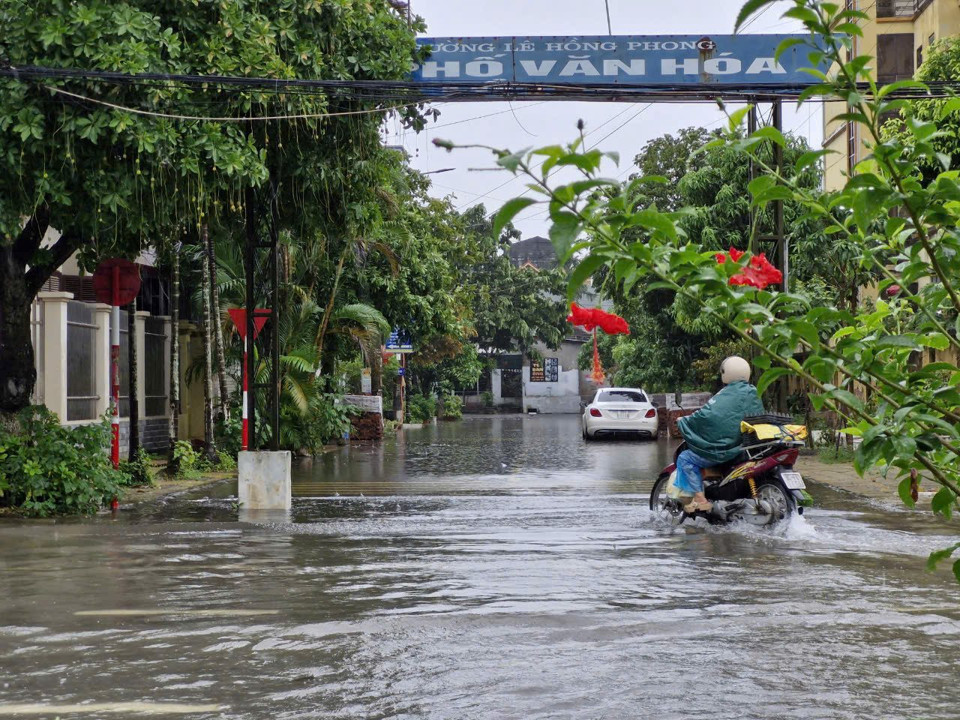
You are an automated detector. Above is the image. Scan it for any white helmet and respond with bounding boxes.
[720,356,751,385]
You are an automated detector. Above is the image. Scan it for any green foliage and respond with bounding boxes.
[406,394,437,424]
[439,394,464,420]
[471,0,960,580]
[481,391,494,408]
[689,339,752,391]
[0,0,424,411]
[281,395,355,454]
[216,450,237,472]
[818,446,857,465]
[460,205,570,355]
[630,127,720,211]
[172,440,203,480]
[119,446,153,487]
[582,124,833,391]
[1,0,423,248]
[0,407,121,516]
[216,413,242,460]
[881,37,960,183]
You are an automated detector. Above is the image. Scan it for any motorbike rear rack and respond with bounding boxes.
[742,439,805,461]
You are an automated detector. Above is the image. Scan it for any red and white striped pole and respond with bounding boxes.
[111,265,120,469]
[242,335,249,451]
[228,307,267,453]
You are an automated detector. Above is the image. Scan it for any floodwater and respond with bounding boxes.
[1,415,958,719]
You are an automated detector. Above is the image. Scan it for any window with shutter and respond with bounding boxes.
[877,34,914,85]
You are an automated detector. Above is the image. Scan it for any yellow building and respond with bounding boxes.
[823,0,960,192]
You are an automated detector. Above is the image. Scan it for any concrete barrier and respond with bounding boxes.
[238,451,292,510]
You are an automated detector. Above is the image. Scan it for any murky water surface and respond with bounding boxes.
[1,416,958,719]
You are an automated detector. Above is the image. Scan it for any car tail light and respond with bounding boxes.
[645,408,657,418]
[590,408,603,417]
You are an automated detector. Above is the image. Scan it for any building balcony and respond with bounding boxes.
[877,0,933,19]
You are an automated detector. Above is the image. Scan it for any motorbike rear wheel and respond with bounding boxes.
[754,481,795,525]
[649,473,685,526]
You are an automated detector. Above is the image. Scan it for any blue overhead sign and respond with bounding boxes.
[386,329,413,354]
[412,35,819,86]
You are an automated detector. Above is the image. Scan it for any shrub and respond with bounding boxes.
[481,390,494,408]
[172,440,203,479]
[281,394,355,454]
[406,394,437,424]
[0,406,122,516]
[215,412,242,459]
[439,394,463,420]
[119,446,153,486]
[216,450,237,472]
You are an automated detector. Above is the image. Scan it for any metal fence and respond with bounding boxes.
[144,316,168,417]
[66,301,98,421]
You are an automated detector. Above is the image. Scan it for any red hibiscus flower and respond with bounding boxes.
[567,303,630,386]
[567,304,630,335]
[716,246,745,264]
[729,253,783,289]
[716,248,782,290]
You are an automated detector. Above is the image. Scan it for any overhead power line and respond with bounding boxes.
[3,65,955,105]
[45,86,431,123]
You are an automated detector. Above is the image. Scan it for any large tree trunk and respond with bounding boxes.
[167,246,181,474]
[0,209,78,414]
[200,227,218,464]
[0,248,37,414]
[207,235,230,422]
[127,301,140,460]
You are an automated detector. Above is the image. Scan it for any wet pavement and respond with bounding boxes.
[1,415,959,719]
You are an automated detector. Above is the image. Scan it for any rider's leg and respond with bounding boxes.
[676,450,714,512]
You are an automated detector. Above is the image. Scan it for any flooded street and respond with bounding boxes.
[1,415,959,719]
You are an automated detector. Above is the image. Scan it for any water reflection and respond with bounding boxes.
[292,415,675,497]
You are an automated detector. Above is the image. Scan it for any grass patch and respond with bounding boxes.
[817,446,857,465]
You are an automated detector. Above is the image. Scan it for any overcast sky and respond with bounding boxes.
[385,0,823,238]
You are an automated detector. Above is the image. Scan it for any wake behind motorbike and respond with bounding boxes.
[649,414,813,527]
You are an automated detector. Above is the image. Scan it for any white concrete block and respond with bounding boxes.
[238,451,292,510]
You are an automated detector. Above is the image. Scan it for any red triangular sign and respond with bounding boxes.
[228,308,270,340]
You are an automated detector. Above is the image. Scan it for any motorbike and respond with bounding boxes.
[649,414,813,527]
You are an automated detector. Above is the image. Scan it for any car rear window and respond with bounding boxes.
[597,391,647,403]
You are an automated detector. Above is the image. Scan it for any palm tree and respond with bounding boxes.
[195,230,388,451]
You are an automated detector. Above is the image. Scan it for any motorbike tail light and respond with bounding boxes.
[645,409,657,418]
[590,408,603,417]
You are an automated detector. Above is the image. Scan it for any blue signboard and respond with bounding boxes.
[412,35,819,86]
[386,329,413,353]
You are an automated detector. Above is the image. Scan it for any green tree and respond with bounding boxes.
[0,0,421,413]
[591,127,835,391]
[460,205,568,355]
[882,36,960,183]
[482,0,960,580]
[630,127,719,211]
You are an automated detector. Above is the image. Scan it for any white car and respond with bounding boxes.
[581,387,659,441]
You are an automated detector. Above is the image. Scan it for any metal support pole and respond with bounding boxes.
[110,265,121,470]
[269,176,281,450]
[400,354,406,423]
[244,186,257,450]
[773,99,788,413]
[110,301,120,469]
[747,101,758,254]
[772,99,787,292]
